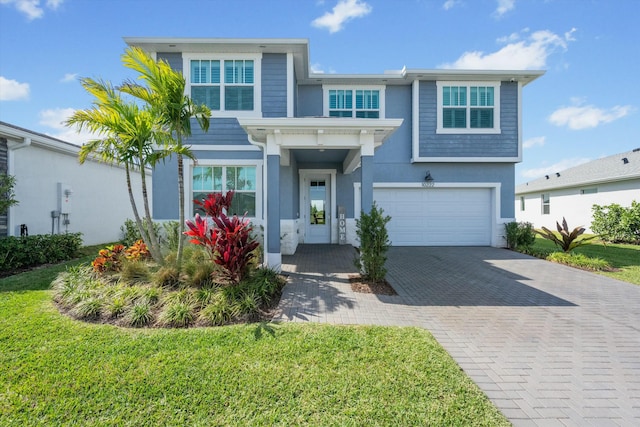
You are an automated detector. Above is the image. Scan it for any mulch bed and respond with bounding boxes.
[348,274,397,295]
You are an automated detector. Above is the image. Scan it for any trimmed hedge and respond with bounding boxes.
[0,233,83,272]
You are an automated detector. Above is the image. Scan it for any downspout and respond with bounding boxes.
[247,135,268,267]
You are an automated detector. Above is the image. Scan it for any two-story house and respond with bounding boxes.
[124,37,543,269]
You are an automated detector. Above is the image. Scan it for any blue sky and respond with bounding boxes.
[0,0,638,184]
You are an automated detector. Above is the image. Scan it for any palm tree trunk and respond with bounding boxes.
[176,151,185,272]
[125,163,147,242]
[139,162,164,264]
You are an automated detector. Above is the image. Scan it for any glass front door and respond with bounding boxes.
[306,175,331,243]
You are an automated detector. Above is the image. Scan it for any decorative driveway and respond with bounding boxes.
[275,245,640,426]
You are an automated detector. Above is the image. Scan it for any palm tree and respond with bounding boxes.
[120,46,211,271]
[65,77,165,263]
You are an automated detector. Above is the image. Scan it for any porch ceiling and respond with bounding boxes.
[293,148,349,163]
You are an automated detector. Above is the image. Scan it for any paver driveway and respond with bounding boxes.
[275,245,640,426]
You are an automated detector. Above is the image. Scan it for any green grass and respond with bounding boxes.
[529,235,640,285]
[0,256,508,426]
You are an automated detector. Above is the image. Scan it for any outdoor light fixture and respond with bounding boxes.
[424,171,434,182]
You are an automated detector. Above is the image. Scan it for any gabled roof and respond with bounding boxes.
[516,148,640,194]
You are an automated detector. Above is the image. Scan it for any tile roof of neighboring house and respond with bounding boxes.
[516,148,640,194]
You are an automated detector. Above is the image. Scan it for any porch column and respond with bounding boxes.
[359,132,375,214]
[266,139,281,270]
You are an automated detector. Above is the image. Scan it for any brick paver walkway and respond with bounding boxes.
[274,245,640,426]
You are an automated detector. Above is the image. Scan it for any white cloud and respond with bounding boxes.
[0,76,30,101]
[549,100,634,130]
[440,28,576,70]
[39,107,96,145]
[0,0,63,20]
[521,157,591,180]
[310,63,325,74]
[311,0,372,34]
[442,0,460,10]
[523,136,545,149]
[494,0,515,17]
[60,73,78,83]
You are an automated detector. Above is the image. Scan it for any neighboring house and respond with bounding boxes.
[125,37,543,268]
[515,149,640,232]
[0,122,150,245]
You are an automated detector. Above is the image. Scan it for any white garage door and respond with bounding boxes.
[374,187,492,246]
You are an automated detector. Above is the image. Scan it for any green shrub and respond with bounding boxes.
[592,201,640,244]
[0,233,83,272]
[120,218,161,247]
[354,202,391,284]
[546,252,611,271]
[162,221,181,251]
[120,260,151,283]
[0,173,18,214]
[127,301,154,327]
[504,221,536,250]
[160,300,196,327]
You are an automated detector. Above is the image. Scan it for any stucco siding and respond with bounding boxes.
[516,179,640,233]
[0,137,7,236]
[418,81,519,158]
[10,143,148,245]
[262,53,287,118]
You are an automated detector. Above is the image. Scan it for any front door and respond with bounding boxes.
[305,175,331,243]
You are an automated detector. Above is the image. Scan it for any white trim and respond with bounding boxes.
[412,156,521,163]
[183,158,264,220]
[436,81,501,135]
[355,181,504,246]
[189,145,261,151]
[299,169,337,244]
[287,52,294,118]
[322,84,386,119]
[517,81,523,162]
[183,53,262,118]
[411,80,420,162]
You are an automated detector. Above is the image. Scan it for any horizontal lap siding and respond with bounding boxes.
[262,53,287,117]
[186,118,251,146]
[418,81,518,158]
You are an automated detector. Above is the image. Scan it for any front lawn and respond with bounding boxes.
[0,258,508,426]
[529,236,640,285]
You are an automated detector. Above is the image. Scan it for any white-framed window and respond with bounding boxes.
[580,188,598,195]
[436,81,501,134]
[541,193,550,215]
[192,164,259,217]
[184,54,261,117]
[323,85,385,118]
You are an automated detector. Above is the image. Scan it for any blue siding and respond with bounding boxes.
[262,53,287,117]
[266,155,280,253]
[375,85,412,164]
[418,81,519,158]
[185,118,252,146]
[279,153,299,220]
[297,85,323,117]
[157,52,182,72]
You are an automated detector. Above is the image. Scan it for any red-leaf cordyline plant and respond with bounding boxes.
[184,191,259,284]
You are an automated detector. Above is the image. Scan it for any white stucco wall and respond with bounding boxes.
[515,179,639,233]
[9,142,150,246]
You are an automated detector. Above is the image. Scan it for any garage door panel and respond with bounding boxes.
[374,188,491,246]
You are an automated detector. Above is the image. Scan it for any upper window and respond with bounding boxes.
[580,188,598,195]
[437,82,501,134]
[185,54,261,117]
[192,165,257,217]
[323,86,385,118]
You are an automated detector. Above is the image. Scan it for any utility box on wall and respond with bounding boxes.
[57,182,73,214]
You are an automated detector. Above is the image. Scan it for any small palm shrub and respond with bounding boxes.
[354,202,391,284]
[536,217,596,253]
